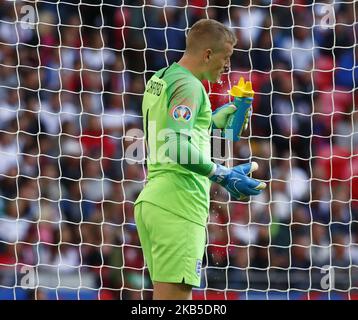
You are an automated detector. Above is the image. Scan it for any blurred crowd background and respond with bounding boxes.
[0,0,357,300]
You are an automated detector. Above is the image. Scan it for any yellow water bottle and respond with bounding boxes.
[224,77,254,141]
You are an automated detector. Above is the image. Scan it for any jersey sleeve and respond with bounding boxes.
[165,132,215,176]
[166,80,203,136]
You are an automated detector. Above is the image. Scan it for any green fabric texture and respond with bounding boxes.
[165,132,214,177]
[135,201,206,287]
[135,62,213,226]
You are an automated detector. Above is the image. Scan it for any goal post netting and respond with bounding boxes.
[0,0,357,300]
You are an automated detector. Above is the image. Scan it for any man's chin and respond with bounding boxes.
[209,75,222,84]
[215,75,223,84]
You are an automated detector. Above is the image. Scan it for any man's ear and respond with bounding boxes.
[203,48,212,63]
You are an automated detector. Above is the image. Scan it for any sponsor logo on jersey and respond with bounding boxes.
[172,105,192,122]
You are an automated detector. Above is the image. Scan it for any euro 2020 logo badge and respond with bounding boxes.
[172,105,192,122]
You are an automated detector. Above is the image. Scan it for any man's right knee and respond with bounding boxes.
[153,281,193,300]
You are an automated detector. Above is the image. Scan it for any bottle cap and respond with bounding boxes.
[228,76,255,98]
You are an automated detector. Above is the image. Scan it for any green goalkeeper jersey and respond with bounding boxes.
[134,62,212,226]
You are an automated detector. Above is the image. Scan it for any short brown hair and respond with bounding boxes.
[186,19,237,53]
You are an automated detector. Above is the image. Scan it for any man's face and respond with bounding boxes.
[205,42,234,83]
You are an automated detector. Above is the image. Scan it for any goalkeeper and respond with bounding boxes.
[134,19,266,300]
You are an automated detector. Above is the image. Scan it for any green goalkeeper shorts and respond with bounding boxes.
[134,201,206,287]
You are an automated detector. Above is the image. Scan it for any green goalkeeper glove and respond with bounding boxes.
[212,102,237,129]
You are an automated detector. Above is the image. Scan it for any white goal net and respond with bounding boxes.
[0,0,357,300]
